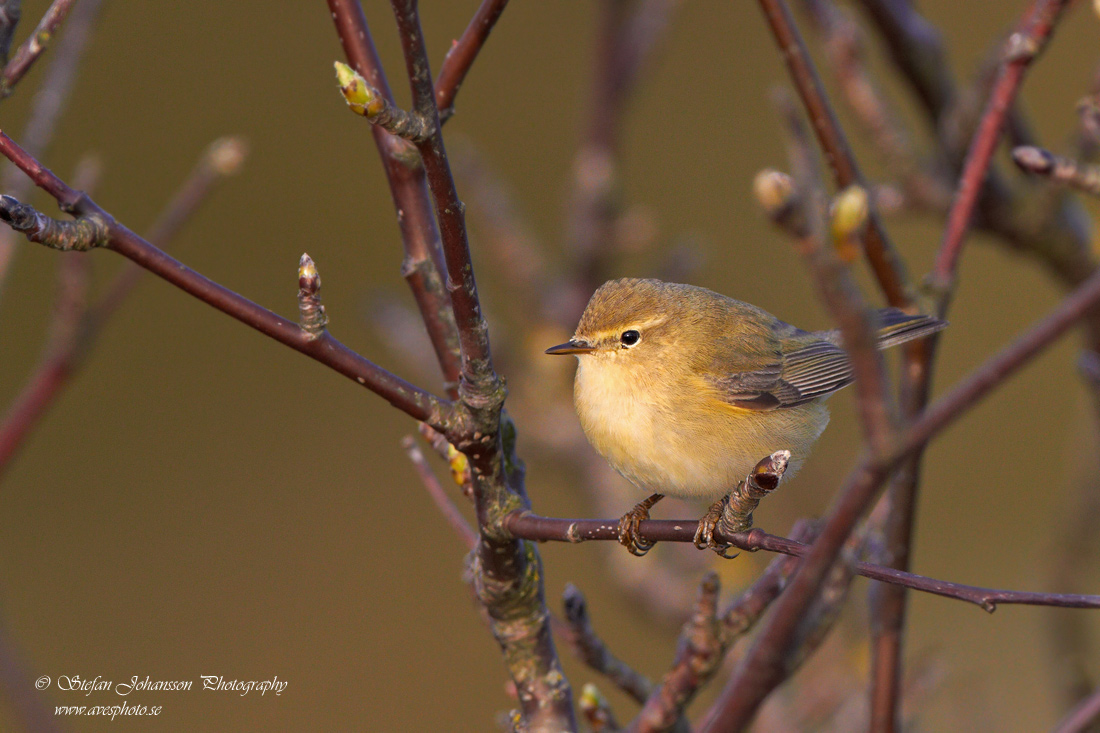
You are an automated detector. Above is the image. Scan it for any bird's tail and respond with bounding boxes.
[874,308,947,350]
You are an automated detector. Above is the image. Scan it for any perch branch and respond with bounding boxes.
[506,514,1100,611]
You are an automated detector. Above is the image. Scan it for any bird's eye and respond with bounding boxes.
[620,330,641,347]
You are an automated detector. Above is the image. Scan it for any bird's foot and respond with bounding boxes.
[617,493,664,557]
[693,494,740,559]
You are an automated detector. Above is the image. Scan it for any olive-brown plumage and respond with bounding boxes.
[547,278,945,512]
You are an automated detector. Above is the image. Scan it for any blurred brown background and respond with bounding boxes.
[0,0,1098,730]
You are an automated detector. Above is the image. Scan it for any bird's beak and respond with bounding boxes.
[545,339,595,355]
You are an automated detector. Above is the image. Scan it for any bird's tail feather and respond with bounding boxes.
[874,308,947,350]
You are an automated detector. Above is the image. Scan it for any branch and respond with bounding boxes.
[0,0,102,296]
[434,0,510,122]
[0,130,453,429]
[1014,145,1100,197]
[758,0,913,308]
[0,0,77,97]
[1054,685,1100,733]
[631,526,811,733]
[505,514,1100,611]
[381,2,573,728]
[327,0,462,398]
[561,584,653,705]
[851,3,1074,729]
[390,0,497,401]
[0,139,245,480]
[930,0,1074,294]
[402,435,477,550]
[776,90,896,455]
[697,252,1100,729]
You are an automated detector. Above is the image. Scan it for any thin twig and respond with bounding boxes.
[1053,685,1100,733]
[758,0,913,308]
[402,435,477,550]
[0,0,77,97]
[778,89,896,455]
[0,130,453,429]
[561,584,653,705]
[630,524,811,733]
[0,0,102,298]
[1013,145,1100,197]
[930,0,1074,295]
[328,0,462,399]
[434,0,510,122]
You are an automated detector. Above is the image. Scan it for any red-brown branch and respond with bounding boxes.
[758,0,912,308]
[434,0,510,122]
[327,0,462,399]
[0,0,78,96]
[1053,684,1100,733]
[0,130,452,429]
[390,0,498,404]
[505,514,1100,611]
[0,139,245,481]
[930,0,1074,292]
[698,248,1100,730]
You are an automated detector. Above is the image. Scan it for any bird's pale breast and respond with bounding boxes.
[574,354,830,500]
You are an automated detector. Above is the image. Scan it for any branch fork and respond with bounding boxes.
[0,194,108,250]
[334,61,432,142]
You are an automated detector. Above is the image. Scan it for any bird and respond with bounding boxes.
[545,278,946,556]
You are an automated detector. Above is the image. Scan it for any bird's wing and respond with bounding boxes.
[709,339,853,411]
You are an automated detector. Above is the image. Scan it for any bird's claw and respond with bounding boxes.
[617,493,663,557]
[693,495,739,559]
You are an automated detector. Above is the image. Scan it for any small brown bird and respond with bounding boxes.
[546,278,946,555]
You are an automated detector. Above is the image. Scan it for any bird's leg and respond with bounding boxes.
[617,493,664,556]
[693,486,741,559]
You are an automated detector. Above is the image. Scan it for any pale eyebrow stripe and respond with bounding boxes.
[586,315,669,341]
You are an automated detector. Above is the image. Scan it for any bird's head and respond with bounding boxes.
[545,278,703,363]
